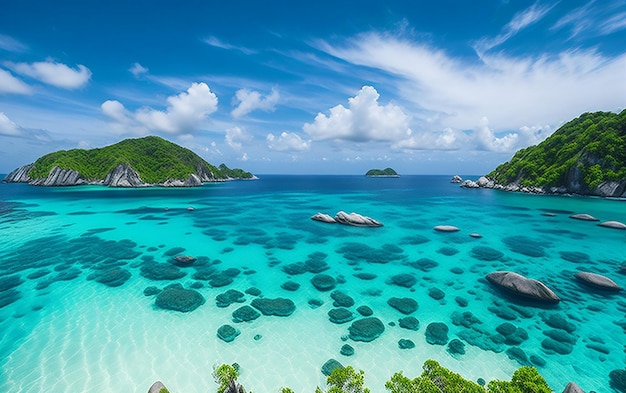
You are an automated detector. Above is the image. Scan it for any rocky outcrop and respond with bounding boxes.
[148,381,169,393]
[334,211,383,227]
[2,163,33,183]
[450,175,463,183]
[311,213,336,223]
[562,382,585,393]
[575,272,623,291]
[598,220,626,229]
[103,164,146,187]
[486,271,561,303]
[30,166,87,186]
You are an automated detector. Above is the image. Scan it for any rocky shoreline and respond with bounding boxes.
[454,175,626,198]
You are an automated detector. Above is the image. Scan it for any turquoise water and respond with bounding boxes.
[0,175,624,392]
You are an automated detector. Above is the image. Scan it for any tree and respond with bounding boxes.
[318,366,370,393]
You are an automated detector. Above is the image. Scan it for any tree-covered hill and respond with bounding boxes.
[487,109,626,196]
[366,168,399,177]
[5,136,253,186]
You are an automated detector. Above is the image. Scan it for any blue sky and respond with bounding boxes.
[0,1,624,175]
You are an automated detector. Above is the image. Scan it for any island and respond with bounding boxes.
[462,109,626,197]
[365,168,399,177]
[2,136,254,187]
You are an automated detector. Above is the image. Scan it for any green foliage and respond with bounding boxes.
[488,109,626,190]
[27,136,252,183]
[324,366,370,393]
[158,388,170,393]
[487,366,551,393]
[366,168,398,176]
[213,364,239,393]
[280,388,296,393]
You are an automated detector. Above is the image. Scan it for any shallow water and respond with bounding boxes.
[0,175,624,392]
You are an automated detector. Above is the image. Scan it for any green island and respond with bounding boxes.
[2,136,253,187]
[152,360,572,393]
[485,109,626,196]
[365,168,399,177]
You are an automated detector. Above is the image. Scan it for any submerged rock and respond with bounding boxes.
[251,297,296,316]
[348,317,385,342]
[215,289,246,307]
[425,322,449,345]
[155,285,205,312]
[217,324,240,342]
[486,271,560,303]
[562,382,585,393]
[311,274,337,291]
[340,344,354,356]
[232,305,261,322]
[398,339,415,349]
[321,359,343,376]
[575,272,623,291]
[387,297,418,314]
[328,308,355,324]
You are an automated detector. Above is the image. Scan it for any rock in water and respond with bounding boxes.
[348,317,385,342]
[561,382,585,393]
[486,271,560,303]
[334,211,383,227]
[434,225,459,232]
[569,213,599,221]
[155,285,206,312]
[148,381,168,393]
[311,213,336,223]
[598,220,626,230]
[575,272,623,291]
[450,175,463,183]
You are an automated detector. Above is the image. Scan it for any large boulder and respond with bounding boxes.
[147,381,168,393]
[486,271,560,303]
[598,220,626,230]
[562,382,585,393]
[334,211,383,227]
[575,272,623,291]
[311,213,336,223]
[251,297,296,316]
[155,285,205,312]
[348,317,385,342]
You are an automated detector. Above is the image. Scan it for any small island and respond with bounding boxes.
[2,136,254,187]
[365,168,399,177]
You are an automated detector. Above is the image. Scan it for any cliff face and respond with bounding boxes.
[103,164,146,187]
[3,164,34,183]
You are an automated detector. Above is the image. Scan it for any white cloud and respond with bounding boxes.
[6,60,91,89]
[303,85,412,142]
[474,3,554,56]
[0,34,28,53]
[225,126,252,149]
[318,33,626,146]
[102,82,218,135]
[393,128,467,151]
[266,132,310,152]
[0,112,21,136]
[231,88,280,118]
[129,62,149,77]
[204,36,255,55]
[0,68,31,94]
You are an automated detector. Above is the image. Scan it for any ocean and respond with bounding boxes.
[0,175,624,392]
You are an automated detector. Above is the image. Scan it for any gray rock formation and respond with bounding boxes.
[486,271,560,303]
[450,175,463,183]
[460,179,479,188]
[147,381,168,393]
[569,213,599,221]
[598,220,626,229]
[2,163,33,183]
[562,382,585,393]
[575,272,623,291]
[434,225,459,232]
[334,211,383,227]
[30,166,87,186]
[311,212,336,223]
[103,164,147,187]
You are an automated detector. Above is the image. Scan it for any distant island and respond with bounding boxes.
[462,110,626,197]
[365,168,399,177]
[2,136,254,187]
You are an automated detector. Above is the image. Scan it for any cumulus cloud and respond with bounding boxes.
[231,88,279,118]
[6,60,91,89]
[303,86,412,142]
[225,126,252,149]
[0,112,21,136]
[266,132,310,152]
[318,33,625,142]
[101,82,218,135]
[129,62,149,77]
[0,68,31,94]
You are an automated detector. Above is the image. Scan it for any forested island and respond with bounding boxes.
[365,168,399,177]
[463,110,626,197]
[2,136,254,187]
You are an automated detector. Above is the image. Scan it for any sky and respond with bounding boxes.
[0,1,625,175]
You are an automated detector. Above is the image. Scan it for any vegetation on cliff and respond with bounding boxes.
[365,168,399,177]
[488,110,626,190]
[26,136,252,183]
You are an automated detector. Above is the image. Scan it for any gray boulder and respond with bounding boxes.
[486,271,560,303]
[569,213,599,221]
[450,175,463,183]
[147,381,168,393]
[334,211,383,227]
[311,213,336,223]
[434,225,459,232]
[575,272,623,291]
[460,180,479,188]
[562,382,585,393]
[598,220,626,229]
[2,163,33,183]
